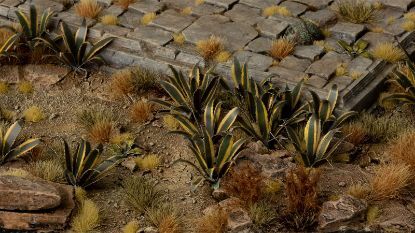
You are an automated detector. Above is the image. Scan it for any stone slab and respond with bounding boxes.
[256,18,289,38]
[150,9,195,33]
[128,26,172,46]
[302,9,337,27]
[128,0,163,14]
[293,45,324,61]
[118,11,143,29]
[279,55,312,72]
[329,22,366,43]
[245,37,272,53]
[233,50,273,71]
[305,51,350,79]
[224,3,263,26]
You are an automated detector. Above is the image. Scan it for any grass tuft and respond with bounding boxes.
[196,35,224,61]
[215,51,231,63]
[30,159,64,182]
[284,166,320,231]
[109,69,135,99]
[388,131,415,170]
[88,121,114,144]
[23,106,44,123]
[75,0,102,19]
[110,133,134,145]
[173,33,185,45]
[342,121,367,145]
[163,115,180,130]
[335,63,348,77]
[141,12,156,25]
[372,42,405,63]
[0,168,30,177]
[181,7,192,15]
[18,81,33,94]
[269,38,295,60]
[100,14,118,25]
[0,27,15,46]
[366,205,379,223]
[195,207,228,233]
[71,199,100,233]
[146,204,183,233]
[122,176,163,214]
[404,12,415,21]
[262,5,292,17]
[123,220,140,233]
[130,100,153,124]
[248,201,276,229]
[135,154,161,170]
[0,81,9,94]
[369,163,412,201]
[347,183,370,199]
[401,20,415,32]
[115,0,135,9]
[195,0,204,5]
[336,0,378,24]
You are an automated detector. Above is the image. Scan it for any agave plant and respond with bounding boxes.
[381,60,415,106]
[309,85,356,133]
[338,39,371,58]
[152,65,220,120]
[15,5,53,47]
[63,139,123,188]
[178,129,246,187]
[0,121,41,165]
[0,33,19,58]
[171,101,240,142]
[286,115,345,167]
[39,20,114,75]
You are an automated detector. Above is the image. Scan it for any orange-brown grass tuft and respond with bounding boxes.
[130,100,153,123]
[88,121,114,144]
[347,183,370,200]
[284,166,321,231]
[388,131,415,169]
[221,162,265,205]
[115,0,136,10]
[146,204,183,233]
[196,35,224,61]
[269,38,295,60]
[75,0,102,19]
[195,207,228,233]
[0,28,15,46]
[342,121,367,145]
[109,69,135,99]
[369,163,412,201]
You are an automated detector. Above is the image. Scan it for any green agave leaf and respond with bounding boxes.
[202,127,215,168]
[0,33,18,53]
[15,10,30,38]
[381,93,415,105]
[315,130,336,161]
[29,4,37,38]
[204,101,215,136]
[83,37,114,65]
[60,21,77,62]
[327,84,338,111]
[39,8,53,34]
[63,139,72,173]
[304,115,321,161]
[5,138,41,163]
[74,139,89,178]
[3,121,21,153]
[216,107,239,135]
[159,80,188,107]
[216,134,233,169]
[75,19,88,51]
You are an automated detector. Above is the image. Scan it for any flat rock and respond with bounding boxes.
[360,32,395,51]
[0,65,19,83]
[318,195,368,232]
[0,176,61,211]
[233,51,273,71]
[245,37,272,53]
[240,0,283,9]
[300,0,333,9]
[0,182,75,231]
[118,11,143,29]
[381,0,414,10]
[182,14,258,51]
[23,64,69,86]
[293,45,324,61]
[256,18,289,38]
[128,0,163,14]
[370,201,415,232]
[269,65,308,83]
[305,51,350,79]
[330,22,366,43]
[280,1,308,16]
[204,0,238,9]
[224,3,263,26]
[279,55,312,72]
[128,26,172,46]
[150,9,195,33]
[302,9,337,27]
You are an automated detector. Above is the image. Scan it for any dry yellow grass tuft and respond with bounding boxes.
[163,115,180,130]
[336,0,378,24]
[100,14,118,25]
[122,176,163,214]
[215,50,231,63]
[18,81,33,94]
[248,201,277,229]
[195,0,204,5]
[75,0,102,19]
[350,70,363,80]
[335,63,348,77]
[269,38,295,60]
[115,0,135,9]
[30,159,65,182]
[71,199,100,233]
[196,35,224,61]
[0,168,30,177]
[88,121,114,144]
[135,154,161,170]
[109,69,135,99]
[366,205,380,223]
[370,26,384,33]
[23,106,44,123]
[75,187,87,203]
[388,131,415,169]
[110,133,134,145]
[262,5,292,17]
[123,220,140,233]
[173,33,185,45]
[0,81,8,94]
[369,163,412,201]
[181,7,192,15]
[401,20,415,32]
[342,121,366,145]
[404,12,415,21]
[371,42,405,63]
[195,207,228,233]
[141,12,156,25]
[347,183,370,199]
[130,100,153,123]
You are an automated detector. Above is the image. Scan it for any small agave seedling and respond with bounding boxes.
[63,139,124,188]
[338,39,371,58]
[0,121,41,165]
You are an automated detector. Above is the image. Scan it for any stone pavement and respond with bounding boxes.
[0,0,414,109]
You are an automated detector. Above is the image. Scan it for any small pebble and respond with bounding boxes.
[338,181,346,187]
